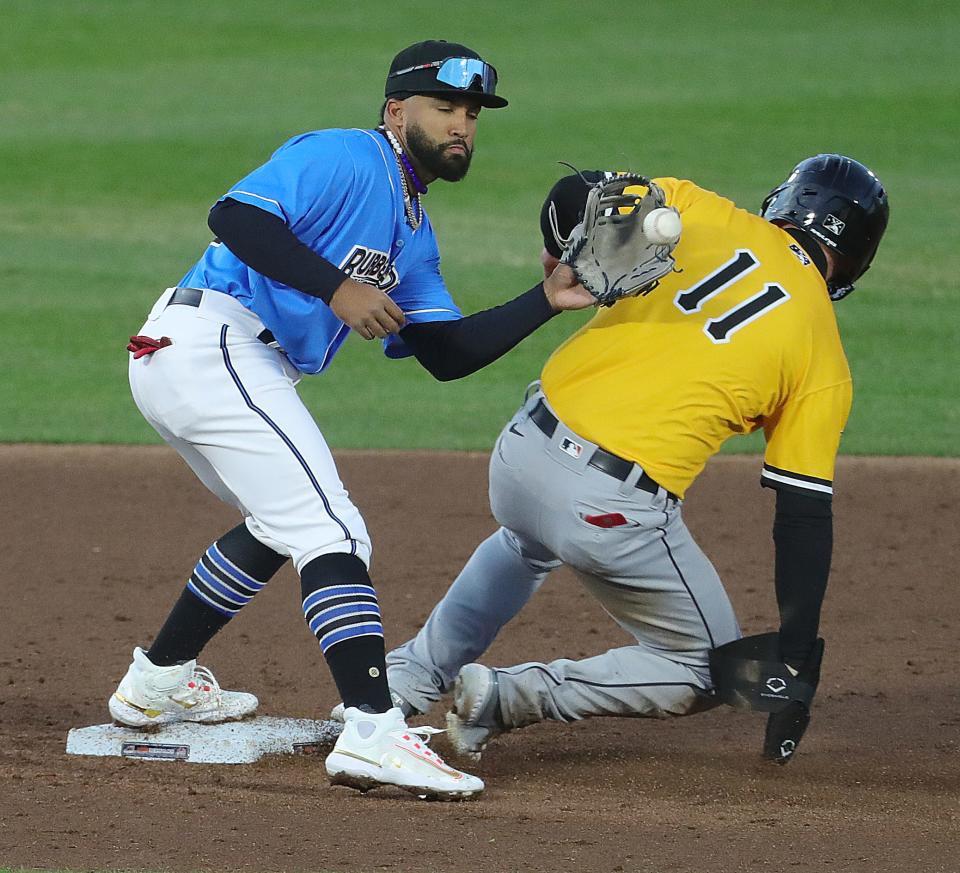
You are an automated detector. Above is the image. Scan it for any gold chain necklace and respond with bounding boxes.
[380,127,423,231]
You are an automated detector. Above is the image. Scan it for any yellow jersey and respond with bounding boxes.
[540,178,851,500]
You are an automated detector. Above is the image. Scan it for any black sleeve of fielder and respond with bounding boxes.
[207,198,348,304]
[772,488,833,667]
[398,283,559,381]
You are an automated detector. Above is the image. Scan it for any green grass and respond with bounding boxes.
[1,0,957,453]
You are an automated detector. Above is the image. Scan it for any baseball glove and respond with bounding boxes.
[558,174,681,307]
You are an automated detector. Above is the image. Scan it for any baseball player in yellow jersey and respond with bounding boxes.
[378,155,889,765]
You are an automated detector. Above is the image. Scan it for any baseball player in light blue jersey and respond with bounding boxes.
[111,39,594,801]
[178,126,457,374]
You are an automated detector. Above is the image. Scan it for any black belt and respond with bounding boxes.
[529,400,677,500]
[166,287,279,347]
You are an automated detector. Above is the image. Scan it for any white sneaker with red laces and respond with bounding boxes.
[108,646,259,728]
[325,707,484,801]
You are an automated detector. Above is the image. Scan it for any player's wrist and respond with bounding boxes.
[541,279,557,311]
[535,279,566,315]
[330,277,367,308]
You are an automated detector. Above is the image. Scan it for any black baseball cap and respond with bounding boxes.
[540,171,606,258]
[385,40,508,109]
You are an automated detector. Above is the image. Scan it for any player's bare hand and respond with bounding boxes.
[330,277,406,339]
[543,262,596,311]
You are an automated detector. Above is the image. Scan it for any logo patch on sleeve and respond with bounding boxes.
[788,243,811,266]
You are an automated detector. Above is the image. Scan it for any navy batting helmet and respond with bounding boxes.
[760,154,889,300]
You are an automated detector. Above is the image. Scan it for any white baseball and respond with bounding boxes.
[643,208,682,244]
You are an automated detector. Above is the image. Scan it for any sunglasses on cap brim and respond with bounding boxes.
[389,57,498,95]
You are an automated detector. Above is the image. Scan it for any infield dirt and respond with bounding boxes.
[1,446,958,873]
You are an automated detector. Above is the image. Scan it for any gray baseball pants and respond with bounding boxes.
[386,389,741,728]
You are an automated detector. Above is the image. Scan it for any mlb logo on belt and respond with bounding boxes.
[559,437,583,459]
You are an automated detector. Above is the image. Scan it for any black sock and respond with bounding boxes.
[147,522,288,666]
[300,553,392,712]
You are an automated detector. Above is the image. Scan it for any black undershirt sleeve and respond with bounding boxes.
[399,284,559,381]
[207,198,347,303]
[772,487,833,666]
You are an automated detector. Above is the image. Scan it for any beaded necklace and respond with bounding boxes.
[379,126,425,230]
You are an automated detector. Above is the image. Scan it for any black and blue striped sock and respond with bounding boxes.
[300,552,392,712]
[187,540,270,616]
[147,522,288,666]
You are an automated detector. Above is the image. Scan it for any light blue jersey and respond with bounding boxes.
[179,128,461,374]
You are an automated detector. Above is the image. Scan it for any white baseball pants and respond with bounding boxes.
[129,288,371,572]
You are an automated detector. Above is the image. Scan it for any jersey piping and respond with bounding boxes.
[761,464,834,497]
[223,190,285,216]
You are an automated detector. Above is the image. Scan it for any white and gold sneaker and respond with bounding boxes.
[108,646,258,728]
[326,707,483,801]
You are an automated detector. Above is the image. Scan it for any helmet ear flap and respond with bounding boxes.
[826,248,869,299]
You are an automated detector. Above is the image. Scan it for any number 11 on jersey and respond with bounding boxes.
[674,250,790,344]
